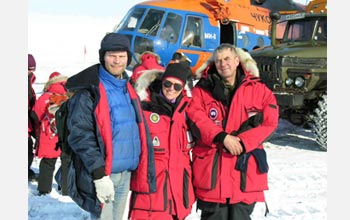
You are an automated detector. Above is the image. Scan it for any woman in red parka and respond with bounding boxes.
[33,71,68,195]
[129,63,196,220]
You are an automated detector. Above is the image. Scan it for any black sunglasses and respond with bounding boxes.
[163,80,183,91]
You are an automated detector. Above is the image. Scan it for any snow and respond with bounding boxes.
[28,116,327,220]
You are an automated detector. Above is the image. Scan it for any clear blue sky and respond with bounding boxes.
[28,0,146,18]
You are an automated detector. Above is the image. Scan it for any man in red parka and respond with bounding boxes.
[186,44,279,220]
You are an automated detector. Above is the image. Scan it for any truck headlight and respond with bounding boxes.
[285,78,294,86]
[294,76,305,88]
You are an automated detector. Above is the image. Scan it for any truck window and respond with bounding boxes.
[285,19,316,41]
[315,18,327,41]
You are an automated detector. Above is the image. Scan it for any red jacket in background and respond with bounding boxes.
[33,75,67,158]
[131,51,165,85]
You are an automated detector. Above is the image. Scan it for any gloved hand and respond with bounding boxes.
[93,175,115,204]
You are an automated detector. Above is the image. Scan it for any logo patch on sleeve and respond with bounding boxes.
[209,108,218,120]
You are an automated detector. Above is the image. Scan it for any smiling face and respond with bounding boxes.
[161,77,184,101]
[214,47,240,86]
[104,51,128,78]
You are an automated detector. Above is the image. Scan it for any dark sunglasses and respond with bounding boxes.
[163,80,183,91]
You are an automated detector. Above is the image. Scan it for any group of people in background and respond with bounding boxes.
[28,32,279,220]
[28,54,70,196]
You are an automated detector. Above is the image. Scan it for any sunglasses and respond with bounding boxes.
[163,80,183,91]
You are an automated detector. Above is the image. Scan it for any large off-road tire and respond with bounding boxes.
[312,94,327,151]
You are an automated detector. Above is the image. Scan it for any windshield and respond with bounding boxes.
[282,17,327,42]
[138,9,165,36]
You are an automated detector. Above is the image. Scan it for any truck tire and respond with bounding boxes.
[312,94,327,151]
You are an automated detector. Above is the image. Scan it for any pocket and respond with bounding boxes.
[237,149,268,192]
[192,148,219,190]
[132,170,168,211]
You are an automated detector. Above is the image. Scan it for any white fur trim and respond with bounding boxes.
[235,48,259,77]
[195,47,259,78]
[134,69,163,101]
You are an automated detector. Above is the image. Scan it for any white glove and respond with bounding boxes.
[93,176,115,203]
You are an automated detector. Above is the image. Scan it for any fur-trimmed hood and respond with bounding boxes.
[195,47,259,79]
[134,69,192,101]
[43,75,68,92]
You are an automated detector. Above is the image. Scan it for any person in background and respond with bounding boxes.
[129,63,195,220]
[64,33,156,220]
[28,53,39,182]
[131,51,165,85]
[32,72,68,195]
[186,43,279,220]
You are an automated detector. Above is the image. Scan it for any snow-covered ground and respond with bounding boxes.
[28,117,327,220]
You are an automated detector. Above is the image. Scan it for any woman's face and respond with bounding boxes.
[161,77,184,100]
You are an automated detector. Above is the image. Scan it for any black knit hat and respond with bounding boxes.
[99,33,132,66]
[162,63,189,84]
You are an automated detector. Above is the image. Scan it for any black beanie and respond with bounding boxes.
[99,33,132,66]
[162,63,189,84]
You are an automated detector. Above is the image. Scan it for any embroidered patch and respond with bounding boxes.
[152,136,160,146]
[209,108,218,120]
[150,113,160,123]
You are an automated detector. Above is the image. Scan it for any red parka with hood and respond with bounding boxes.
[131,51,165,85]
[129,69,195,220]
[187,48,279,205]
[33,73,67,158]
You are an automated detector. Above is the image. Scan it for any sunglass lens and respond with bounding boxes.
[163,80,172,88]
[163,80,183,91]
[173,84,183,91]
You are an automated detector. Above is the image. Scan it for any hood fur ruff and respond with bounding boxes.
[135,69,163,101]
[134,69,192,101]
[195,47,260,79]
[44,75,68,92]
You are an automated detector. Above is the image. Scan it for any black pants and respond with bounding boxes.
[37,158,57,193]
[198,199,256,220]
[28,137,34,176]
[59,151,70,195]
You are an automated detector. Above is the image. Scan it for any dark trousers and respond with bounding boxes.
[37,158,57,193]
[59,151,70,195]
[28,137,34,176]
[198,199,256,220]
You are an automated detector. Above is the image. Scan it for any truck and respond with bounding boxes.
[250,0,327,150]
